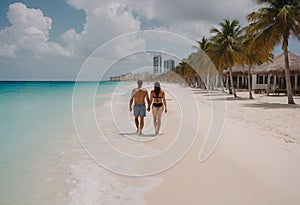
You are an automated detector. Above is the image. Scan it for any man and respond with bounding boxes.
[129,80,150,135]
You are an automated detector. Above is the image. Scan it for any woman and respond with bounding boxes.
[148,82,167,135]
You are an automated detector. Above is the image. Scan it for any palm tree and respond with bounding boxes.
[240,34,273,99]
[195,36,209,51]
[209,19,245,97]
[247,0,300,104]
[192,37,216,89]
[194,37,227,91]
[172,59,196,86]
[205,41,227,92]
[185,53,199,87]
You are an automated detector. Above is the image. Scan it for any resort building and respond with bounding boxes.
[223,66,250,89]
[252,52,300,94]
[223,52,300,94]
[164,59,175,72]
[153,54,162,74]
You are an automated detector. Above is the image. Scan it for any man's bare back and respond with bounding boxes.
[131,88,148,104]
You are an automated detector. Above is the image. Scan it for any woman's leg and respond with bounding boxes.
[152,107,158,134]
[156,107,164,134]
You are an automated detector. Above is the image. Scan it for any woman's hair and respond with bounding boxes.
[154,86,160,97]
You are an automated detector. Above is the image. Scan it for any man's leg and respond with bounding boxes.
[139,116,145,134]
[135,116,139,132]
[139,105,146,135]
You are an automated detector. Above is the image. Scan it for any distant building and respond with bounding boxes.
[109,72,155,81]
[164,59,175,72]
[153,54,162,74]
[109,72,133,81]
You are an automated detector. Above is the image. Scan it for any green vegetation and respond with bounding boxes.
[170,0,300,104]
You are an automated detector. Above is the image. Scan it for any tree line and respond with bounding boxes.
[170,0,300,104]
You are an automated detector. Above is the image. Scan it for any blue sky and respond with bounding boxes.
[0,0,299,80]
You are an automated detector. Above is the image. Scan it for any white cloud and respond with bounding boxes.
[0,44,17,58]
[165,21,213,41]
[61,28,82,53]
[63,0,143,57]
[0,1,259,60]
[129,0,258,24]
[0,2,72,58]
[63,0,234,58]
[128,0,259,40]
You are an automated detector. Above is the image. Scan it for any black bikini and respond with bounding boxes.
[152,95,163,109]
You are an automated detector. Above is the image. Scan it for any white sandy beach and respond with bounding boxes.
[62,82,300,205]
[144,85,300,205]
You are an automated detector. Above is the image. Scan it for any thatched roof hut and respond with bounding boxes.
[223,66,249,75]
[252,52,300,75]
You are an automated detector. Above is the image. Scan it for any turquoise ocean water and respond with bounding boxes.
[0,81,121,204]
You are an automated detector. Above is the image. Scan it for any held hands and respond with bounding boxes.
[130,105,165,112]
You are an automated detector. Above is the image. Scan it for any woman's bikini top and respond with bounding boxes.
[153,92,163,108]
[153,93,162,102]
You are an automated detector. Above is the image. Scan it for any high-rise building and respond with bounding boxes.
[164,59,175,72]
[153,54,162,74]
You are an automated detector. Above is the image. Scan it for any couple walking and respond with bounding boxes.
[129,80,167,135]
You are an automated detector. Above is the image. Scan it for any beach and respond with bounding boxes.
[0,81,300,205]
[144,85,300,205]
[70,81,300,204]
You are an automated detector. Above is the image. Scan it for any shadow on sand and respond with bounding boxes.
[224,96,253,101]
[206,96,253,101]
[119,132,137,136]
[243,102,300,109]
[141,134,157,137]
[202,93,228,97]
[119,133,157,137]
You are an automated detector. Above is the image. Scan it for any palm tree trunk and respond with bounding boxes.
[282,38,295,104]
[207,73,210,90]
[198,74,203,88]
[248,66,253,99]
[211,72,215,90]
[199,75,203,88]
[218,69,225,92]
[229,66,237,97]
